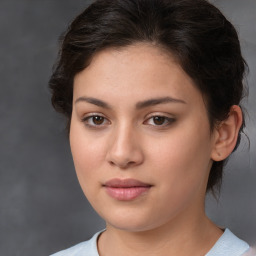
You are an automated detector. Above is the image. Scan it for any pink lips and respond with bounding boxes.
[103,179,152,201]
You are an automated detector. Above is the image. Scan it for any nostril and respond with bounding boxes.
[108,159,137,169]
[109,161,115,166]
[106,140,144,168]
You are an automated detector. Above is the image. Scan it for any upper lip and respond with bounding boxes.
[104,178,152,188]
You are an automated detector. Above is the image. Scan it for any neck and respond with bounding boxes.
[98,206,222,256]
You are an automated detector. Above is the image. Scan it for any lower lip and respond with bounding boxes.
[104,186,151,201]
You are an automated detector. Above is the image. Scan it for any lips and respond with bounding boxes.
[103,179,152,201]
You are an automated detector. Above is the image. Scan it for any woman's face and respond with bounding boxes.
[70,44,217,232]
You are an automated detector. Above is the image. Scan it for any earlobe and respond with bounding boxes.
[211,105,243,161]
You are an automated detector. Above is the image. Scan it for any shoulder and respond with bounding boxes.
[206,229,250,256]
[50,231,102,256]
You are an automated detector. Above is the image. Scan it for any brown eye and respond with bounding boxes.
[82,114,110,128]
[144,115,175,127]
[153,116,166,125]
[92,116,104,125]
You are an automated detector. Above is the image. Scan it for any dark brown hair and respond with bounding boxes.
[49,0,247,193]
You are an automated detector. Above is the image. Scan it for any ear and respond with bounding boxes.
[211,105,243,161]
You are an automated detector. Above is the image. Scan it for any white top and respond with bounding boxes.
[51,229,250,256]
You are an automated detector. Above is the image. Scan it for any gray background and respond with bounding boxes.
[0,0,255,255]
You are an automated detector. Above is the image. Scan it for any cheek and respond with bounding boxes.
[69,121,106,189]
[145,134,211,220]
[148,124,212,194]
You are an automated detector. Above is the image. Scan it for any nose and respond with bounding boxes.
[106,125,144,169]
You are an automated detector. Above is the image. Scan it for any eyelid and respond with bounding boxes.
[81,113,111,128]
[143,113,176,126]
[80,112,175,128]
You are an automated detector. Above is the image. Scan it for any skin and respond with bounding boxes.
[69,43,242,255]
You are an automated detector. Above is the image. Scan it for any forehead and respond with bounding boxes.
[73,43,204,108]
[89,43,179,73]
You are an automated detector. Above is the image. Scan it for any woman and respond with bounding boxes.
[49,0,252,255]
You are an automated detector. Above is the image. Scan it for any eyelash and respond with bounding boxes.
[144,115,175,127]
[81,114,110,128]
[81,114,175,128]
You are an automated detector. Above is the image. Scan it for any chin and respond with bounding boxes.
[98,209,145,231]
[102,210,167,233]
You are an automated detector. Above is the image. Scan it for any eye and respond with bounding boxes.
[82,114,110,128]
[144,115,175,126]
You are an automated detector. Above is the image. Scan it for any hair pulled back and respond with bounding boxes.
[49,0,247,193]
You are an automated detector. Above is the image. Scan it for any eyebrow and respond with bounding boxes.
[75,96,186,109]
[136,96,186,109]
[75,97,111,109]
